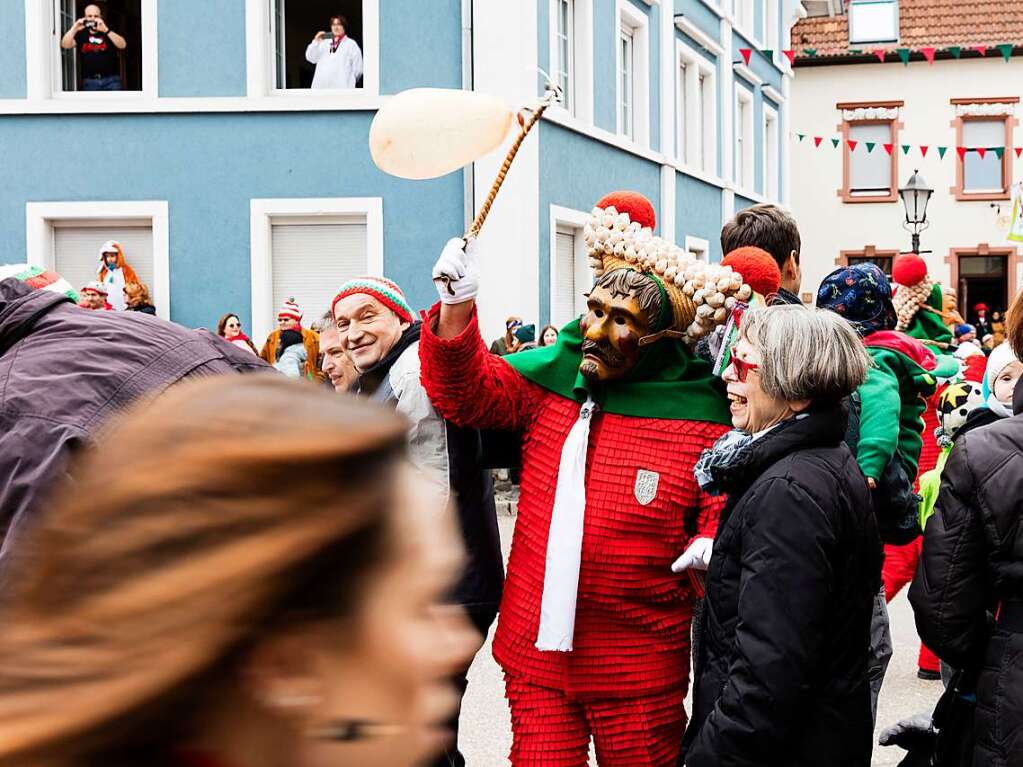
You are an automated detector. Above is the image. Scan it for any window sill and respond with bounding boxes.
[953,188,1011,202]
[0,92,386,115]
[838,189,898,204]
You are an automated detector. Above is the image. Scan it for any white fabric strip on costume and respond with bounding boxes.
[535,396,596,652]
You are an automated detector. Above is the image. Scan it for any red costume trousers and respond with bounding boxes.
[883,538,940,672]
[505,675,685,767]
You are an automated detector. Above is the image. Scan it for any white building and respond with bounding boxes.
[790,0,1023,320]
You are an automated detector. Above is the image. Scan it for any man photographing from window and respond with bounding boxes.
[61,4,127,91]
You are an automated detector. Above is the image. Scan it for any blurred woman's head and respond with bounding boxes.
[0,377,476,767]
[123,282,152,309]
[539,324,559,347]
[723,305,870,433]
[216,313,243,338]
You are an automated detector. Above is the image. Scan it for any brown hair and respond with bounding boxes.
[1008,290,1023,359]
[123,282,151,308]
[0,376,408,765]
[593,269,663,327]
[538,324,559,347]
[330,14,348,30]
[720,204,802,269]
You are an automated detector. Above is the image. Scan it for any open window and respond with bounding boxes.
[271,0,365,90]
[55,0,144,92]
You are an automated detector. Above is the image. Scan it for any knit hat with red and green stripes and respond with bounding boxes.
[332,277,413,323]
[0,264,79,303]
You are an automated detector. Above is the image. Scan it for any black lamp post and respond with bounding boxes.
[899,169,933,254]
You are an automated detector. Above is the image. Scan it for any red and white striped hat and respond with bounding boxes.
[277,297,303,322]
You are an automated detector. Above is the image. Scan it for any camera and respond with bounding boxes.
[84,19,98,30]
[322,30,335,39]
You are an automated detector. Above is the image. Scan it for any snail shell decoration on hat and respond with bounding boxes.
[891,254,934,332]
[582,191,752,343]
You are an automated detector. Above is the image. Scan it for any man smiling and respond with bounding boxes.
[331,276,503,767]
[420,191,742,766]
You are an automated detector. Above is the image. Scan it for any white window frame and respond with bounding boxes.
[684,235,710,262]
[734,86,754,192]
[732,0,758,45]
[25,200,170,319]
[548,205,592,327]
[676,39,717,175]
[249,197,383,344]
[25,0,159,101]
[764,0,779,57]
[763,102,779,200]
[548,0,594,122]
[246,0,380,100]
[615,0,650,147]
[848,0,899,45]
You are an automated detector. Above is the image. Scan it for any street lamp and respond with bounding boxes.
[899,169,933,254]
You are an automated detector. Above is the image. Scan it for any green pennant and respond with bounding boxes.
[896,48,911,65]
[803,48,817,57]
[901,144,911,155]
[797,133,806,141]
[938,146,948,159]
[994,147,1005,159]
[831,138,840,148]
[998,43,1014,62]
[865,142,876,153]
[948,46,962,58]
[849,48,863,55]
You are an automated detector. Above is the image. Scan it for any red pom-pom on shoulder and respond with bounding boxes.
[892,254,928,287]
[722,246,782,297]
[595,191,656,232]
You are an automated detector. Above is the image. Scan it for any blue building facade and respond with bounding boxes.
[0,0,801,344]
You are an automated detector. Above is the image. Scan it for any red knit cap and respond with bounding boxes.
[721,247,782,297]
[595,191,656,231]
[332,276,414,323]
[892,254,928,286]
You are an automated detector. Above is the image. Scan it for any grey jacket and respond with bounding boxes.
[0,278,269,554]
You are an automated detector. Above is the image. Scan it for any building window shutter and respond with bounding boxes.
[848,122,893,194]
[270,222,367,325]
[554,231,578,326]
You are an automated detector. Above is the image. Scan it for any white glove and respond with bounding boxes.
[671,537,713,573]
[432,237,480,305]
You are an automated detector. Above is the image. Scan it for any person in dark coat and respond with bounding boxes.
[0,273,269,558]
[332,275,503,767]
[679,305,882,767]
[909,293,1023,767]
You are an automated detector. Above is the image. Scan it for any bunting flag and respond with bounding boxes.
[977,147,987,159]
[897,48,911,65]
[831,138,840,148]
[872,48,887,62]
[797,133,806,141]
[790,134,1021,164]
[803,48,817,57]
[938,146,948,159]
[814,136,823,147]
[1016,148,1023,158]
[901,144,911,155]
[921,47,936,65]
[972,45,988,57]
[957,147,968,161]
[739,48,753,65]
[948,46,962,58]
[998,43,1014,62]
[920,145,929,157]
[783,49,796,65]
[848,139,858,151]
[762,49,774,60]
[884,143,894,155]
[865,142,876,153]
[729,42,1019,65]
[995,147,1005,159]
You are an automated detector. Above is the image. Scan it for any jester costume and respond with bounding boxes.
[420,193,750,766]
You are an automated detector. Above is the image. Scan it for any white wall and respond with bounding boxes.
[790,58,1020,300]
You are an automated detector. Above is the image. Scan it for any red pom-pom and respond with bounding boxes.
[722,247,781,297]
[594,191,656,232]
[892,254,928,286]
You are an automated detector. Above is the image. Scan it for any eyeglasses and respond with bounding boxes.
[730,355,759,383]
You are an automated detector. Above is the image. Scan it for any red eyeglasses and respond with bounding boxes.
[730,355,759,383]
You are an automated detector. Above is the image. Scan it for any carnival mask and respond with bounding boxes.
[578,282,653,383]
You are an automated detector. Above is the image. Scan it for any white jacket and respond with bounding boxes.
[305,36,363,89]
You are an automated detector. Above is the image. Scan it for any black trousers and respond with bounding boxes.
[431,606,499,767]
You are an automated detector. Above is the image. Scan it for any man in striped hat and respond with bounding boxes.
[332,275,503,767]
[258,297,321,381]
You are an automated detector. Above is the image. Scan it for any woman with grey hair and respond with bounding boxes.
[679,305,883,767]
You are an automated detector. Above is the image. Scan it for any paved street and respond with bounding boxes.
[460,514,943,766]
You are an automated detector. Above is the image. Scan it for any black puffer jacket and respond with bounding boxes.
[682,405,882,767]
[0,278,269,556]
[910,397,1023,767]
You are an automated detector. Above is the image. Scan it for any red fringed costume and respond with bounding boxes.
[419,305,727,766]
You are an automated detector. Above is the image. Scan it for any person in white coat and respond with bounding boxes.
[306,15,363,89]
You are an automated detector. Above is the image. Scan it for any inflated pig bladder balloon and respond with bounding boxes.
[370,88,515,180]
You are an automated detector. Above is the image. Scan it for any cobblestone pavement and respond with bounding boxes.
[458,513,943,766]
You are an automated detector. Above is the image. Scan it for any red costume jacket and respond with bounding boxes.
[419,305,728,699]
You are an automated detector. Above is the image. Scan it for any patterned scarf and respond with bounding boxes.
[693,429,757,495]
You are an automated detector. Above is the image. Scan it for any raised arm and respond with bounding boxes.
[61,19,83,49]
[420,238,538,432]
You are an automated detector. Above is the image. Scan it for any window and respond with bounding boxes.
[839,102,902,203]
[548,0,593,121]
[250,198,383,344]
[848,0,899,44]
[271,0,364,89]
[839,246,899,277]
[616,1,649,146]
[619,26,634,138]
[765,0,779,53]
[963,120,1006,191]
[733,0,755,33]
[735,87,754,190]
[26,0,156,99]
[685,235,710,262]
[764,104,779,199]
[549,207,592,327]
[555,0,574,112]
[677,41,717,174]
[951,99,1018,201]
[25,201,169,319]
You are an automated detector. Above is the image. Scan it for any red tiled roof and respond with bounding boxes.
[792,0,1023,59]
